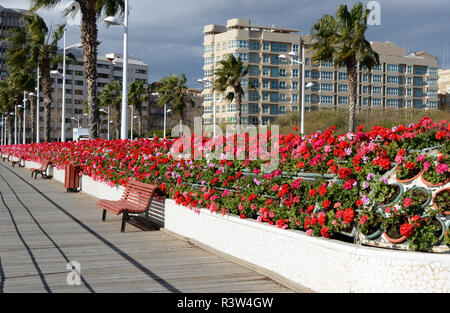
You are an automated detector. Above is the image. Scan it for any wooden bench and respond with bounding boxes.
[30,160,53,179]
[12,156,24,168]
[97,180,159,232]
[1,154,10,162]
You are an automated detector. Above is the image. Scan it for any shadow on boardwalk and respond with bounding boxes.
[0,163,294,293]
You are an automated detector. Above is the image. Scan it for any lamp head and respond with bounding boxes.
[104,16,122,27]
[306,82,314,88]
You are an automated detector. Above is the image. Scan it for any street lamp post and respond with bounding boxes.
[71,116,80,128]
[280,45,313,136]
[14,104,17,145]
[23,91,28,144]
[36,65,40,143]
[129,105,133,140]
[105,0,129,140]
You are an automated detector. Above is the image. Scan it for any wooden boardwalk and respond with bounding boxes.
[0,162,297,293]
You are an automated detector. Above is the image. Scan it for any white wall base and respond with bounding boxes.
[165,199,450,293]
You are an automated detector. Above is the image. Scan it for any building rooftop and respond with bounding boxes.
[204,18,299,34]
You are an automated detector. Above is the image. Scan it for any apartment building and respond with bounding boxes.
[44,49,149,141]
[438,69,450,110]
[202,18,440,126]
[0,6,29,80]
[304,40,440,112]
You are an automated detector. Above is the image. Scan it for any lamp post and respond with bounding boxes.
[280,46,313,136]
[36,65,40,143]
[71,116,80,128]
[14,104,18,145]
[105,0,129,140]
[53,33,82,143]
[100,108,110,140]
[164,109,171,139]
[197,77,216,137]
[129,105,134,140]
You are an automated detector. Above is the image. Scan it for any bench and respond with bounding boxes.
[97,180,159,232]
[12,156,24,168]
[30,160,53,179]
[1,154,9,162]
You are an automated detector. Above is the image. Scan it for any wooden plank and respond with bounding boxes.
[0,163,297,293]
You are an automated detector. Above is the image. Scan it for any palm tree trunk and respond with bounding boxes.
[40,51,52,142]
[235,90,242,125]
[346,63,357,133]
[18,111,22,144]
[80,3,99,139]
[115,105,121,139]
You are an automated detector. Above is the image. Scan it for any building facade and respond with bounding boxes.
[438,69,450,110]
[0,5,29,81]
[202,18,440,126]
[44,49,149,141]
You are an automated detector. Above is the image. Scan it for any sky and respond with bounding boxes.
[1,0,450,88]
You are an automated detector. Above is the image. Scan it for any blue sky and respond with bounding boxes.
[2,0,449,87]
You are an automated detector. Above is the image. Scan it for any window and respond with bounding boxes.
[320,96,333,104]
[362,86,369,94]
[312,71,319,79]
[271,80,278,89]
[251,92,259,101]
[321,71,333,80]
[250,53,260,63]
[338,72,347,80]
[228,40,249,49]
[414,66,425,75]
[250,79,259,88]
[372,86,382,94]
[338,84,348,92]
[135,69,146,74]
[387,87,401,96]
[386,99,399,107]
[262,105,269,113]
[372,75,382,83]
[292,94,298,102]
[204,45,213,53]
[271,43,279,52]
[413,88,423,97]
[292,44,299,52]
[262,80,269,88]
[426,67,438,75]
[233,53,249,62]
[250,41,260,50]
[406,89,412,96]
[305,70,311,78]
[363,74,369,82]
[271,68,279,77]
[271,55,279,64]
[292,106,298,112]
[387,64,401,73]
[292,69,299,77]
[414,77,423,86]
[279,69,286,77]
[320,83,333,91]
[279,106,286,114]
[407,66,412,73]
[270,93,278,102]
[279,44,287,52]
[362,98,368,106]
[263,54,270,63]
[251,105,259,114]
[270,105,278,115]
[263,42,270,50]
[407,77,412,85]
[279,81,286,89]
[279,94,286,102]
[371,98,382,106]
[262,67,270,76]
[262,92,269,101]
[292,82,298,89]
[338,96,348,105]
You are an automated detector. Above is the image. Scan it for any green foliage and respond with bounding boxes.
[433,189,450,214]
[371,181,400,205]
[156,73,194,120]
[357,208,383,236]
[408,217,442,252]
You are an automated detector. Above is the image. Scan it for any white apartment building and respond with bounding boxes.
[43,48,149,141]
[202,18,440,126]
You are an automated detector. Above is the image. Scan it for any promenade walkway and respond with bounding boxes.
[0,162,299,293]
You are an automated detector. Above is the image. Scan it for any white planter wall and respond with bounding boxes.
[165,199,450,293]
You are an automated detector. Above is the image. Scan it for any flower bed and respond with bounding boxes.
[1,117,449,253]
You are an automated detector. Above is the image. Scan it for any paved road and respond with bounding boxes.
[0,161,296,293]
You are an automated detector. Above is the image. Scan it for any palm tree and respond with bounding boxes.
[128,80,148,138]
[310,2,379,133]
[156,73,194,134]
[99,80,122,139]
[8,14,64,142]
[0,82,16,145]
[30,0,125,140]
[214,54,248,125]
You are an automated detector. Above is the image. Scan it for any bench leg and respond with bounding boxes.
[121,212,129,233]
[102,209,107,221]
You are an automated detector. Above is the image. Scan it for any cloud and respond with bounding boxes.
[4,0,450,85]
